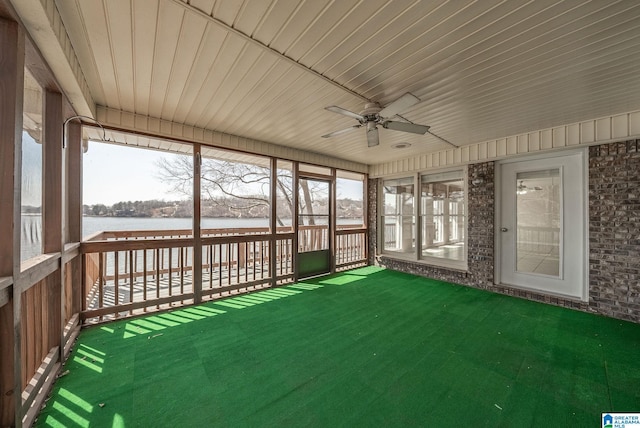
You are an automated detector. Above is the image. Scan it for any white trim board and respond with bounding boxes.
[96,106,369,174]
[369,110,640,177]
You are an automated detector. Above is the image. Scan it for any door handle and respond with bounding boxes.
[500,227,508,232]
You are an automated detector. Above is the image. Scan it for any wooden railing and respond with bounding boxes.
[16,248,83,426]
[81,225,366,323]
[336,226,367,269]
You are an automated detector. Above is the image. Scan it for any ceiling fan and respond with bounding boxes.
[321,92,431,147]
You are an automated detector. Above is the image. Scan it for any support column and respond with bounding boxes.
[329,168,336,274]
[0,17,25,428]
[292,163,299,283]
[269,158,277,287]
[43,90,63,254]
[66,121,83,314]
[193,145,202,304]
[43,90,63,356]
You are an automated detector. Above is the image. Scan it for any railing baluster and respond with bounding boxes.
[218,244,223,288]
[98,252,104,322]
[283,238,286,276]
[209,244,214,290]
[252,241,256,282]
[345,234,348,263]
[114,251,119,317]
[261,241,265,279]
[143,249,148,312]
[236,243,241,284]
[129,249,134,315]
[285,239,289,275]
[347,234,350,262]
[180,246,185,298]
[227,243,232,286]
[278,239,282,277]
[155,248,160,309]
[168,247,173,298]
[245,242,249,283]
[160,247,165,279]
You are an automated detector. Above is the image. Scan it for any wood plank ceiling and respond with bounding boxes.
[55,0,640,165]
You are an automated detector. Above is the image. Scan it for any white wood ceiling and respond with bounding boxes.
[55,0,640,166]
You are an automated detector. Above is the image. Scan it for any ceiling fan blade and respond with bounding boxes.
[321,124,361,138]
[379,92,420,118]
[367,126,379,147]
[383,120,430,134]
[325,105,365,121]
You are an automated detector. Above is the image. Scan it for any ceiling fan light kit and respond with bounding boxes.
[322,92,435,147]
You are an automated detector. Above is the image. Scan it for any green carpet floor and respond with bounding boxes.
[36,267,640,427]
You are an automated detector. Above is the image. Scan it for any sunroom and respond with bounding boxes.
[1,1,640,426]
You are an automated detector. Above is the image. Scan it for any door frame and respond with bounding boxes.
[296,174,334,279]
[494,149,589,301]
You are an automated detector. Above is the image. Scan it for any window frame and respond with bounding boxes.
[379,167,468,270]
[379,175,417,257]
[20,67,45,264]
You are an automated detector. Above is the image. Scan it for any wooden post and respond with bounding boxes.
[0,17,25,428]
[330,168,336,274]
[66,121,83,314]
[193,145,202,303]
[43,91,63,255]
[292,163,299,283]
[363,175,369,265]
[43,90,63,356]
[269,158,277,287]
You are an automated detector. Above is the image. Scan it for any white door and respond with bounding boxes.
[499,151,586,300]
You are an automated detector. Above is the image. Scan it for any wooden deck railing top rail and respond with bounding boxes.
[86,224,366,241]
[80,225,367,324]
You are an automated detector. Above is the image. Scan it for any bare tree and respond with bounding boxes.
[156,156,323,226]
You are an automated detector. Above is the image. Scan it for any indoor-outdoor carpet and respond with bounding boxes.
[36,267,640,427]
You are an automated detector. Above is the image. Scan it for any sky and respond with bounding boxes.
[83,141,364,206]
[83,142,185,205]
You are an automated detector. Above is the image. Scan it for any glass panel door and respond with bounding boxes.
[516,169,560,276]
[499,152,586,300]
[297,177,331,278]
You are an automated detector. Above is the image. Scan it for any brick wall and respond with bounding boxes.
[367,178,378,266]
[367,158,626,321]
[369,162,495,288]
[589,140,640,322]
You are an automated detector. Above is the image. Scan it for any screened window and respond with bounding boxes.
[199,147,270,235]
[420,170,465,263]
[336,170,364,229]
[381,170,466,267]
[276,160,293,233]
[83,140,194,238]
[381,177,415,254]
[21,68,43,262]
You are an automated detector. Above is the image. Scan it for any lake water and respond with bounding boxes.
[82,216,271,238]
[21,215,361,261]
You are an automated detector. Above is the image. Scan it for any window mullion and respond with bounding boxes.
[415,172,420,261]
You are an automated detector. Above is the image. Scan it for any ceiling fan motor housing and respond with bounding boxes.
[360,103,382,124]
